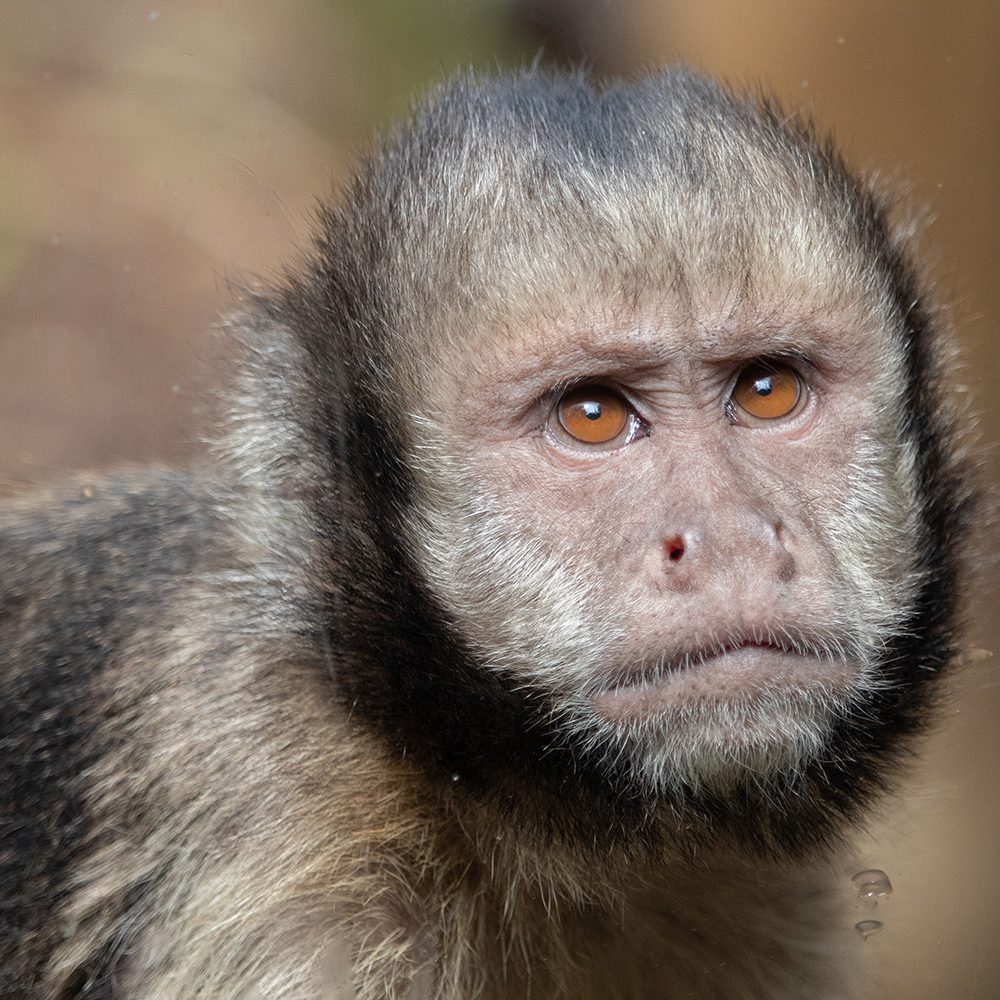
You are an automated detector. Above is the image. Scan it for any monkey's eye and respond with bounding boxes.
[551,384,645,448]
[728,361,805,424]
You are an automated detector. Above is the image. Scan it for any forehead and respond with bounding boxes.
[418,299,894,427]
[362,73,900,399]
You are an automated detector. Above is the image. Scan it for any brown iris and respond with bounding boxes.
[556,385,630,444]
[730,361,803,421]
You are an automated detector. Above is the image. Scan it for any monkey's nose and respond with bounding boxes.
[659,517,796,587]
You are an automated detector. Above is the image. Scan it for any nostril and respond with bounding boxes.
[664,535,685,562]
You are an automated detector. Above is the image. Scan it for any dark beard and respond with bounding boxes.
[322,493,959,863]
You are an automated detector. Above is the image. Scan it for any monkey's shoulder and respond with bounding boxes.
[0,467,216,644]
[0,468,220,993]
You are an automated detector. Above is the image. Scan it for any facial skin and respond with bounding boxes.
[407,290,916,798]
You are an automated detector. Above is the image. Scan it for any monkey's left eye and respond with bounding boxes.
[550,384,646,448]
[727,361,806,424]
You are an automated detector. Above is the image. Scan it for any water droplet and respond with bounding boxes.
[855,919,883,941]
[852,869,893,900]
[960,647,993,664]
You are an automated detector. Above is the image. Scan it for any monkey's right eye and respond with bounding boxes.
[728,360,806,424]
[550,385,645,448]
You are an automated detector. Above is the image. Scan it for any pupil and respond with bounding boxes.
[753,376,773,396]
[582,402,602,421]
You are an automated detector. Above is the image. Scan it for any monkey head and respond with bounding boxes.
[272,71,969,856]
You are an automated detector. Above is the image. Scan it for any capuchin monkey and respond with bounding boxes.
[0,70,972,999]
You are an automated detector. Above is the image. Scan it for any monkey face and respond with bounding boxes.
[408,292,918,797]
[314,73,966,850]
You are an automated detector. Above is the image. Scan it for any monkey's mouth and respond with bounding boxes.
[591,639,856,722]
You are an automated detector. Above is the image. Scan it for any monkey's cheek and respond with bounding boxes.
[589,647,858,724]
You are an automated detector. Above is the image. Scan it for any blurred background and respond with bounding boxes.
[0,1,996,995]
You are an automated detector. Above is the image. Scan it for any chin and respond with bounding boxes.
[584,656,870,797]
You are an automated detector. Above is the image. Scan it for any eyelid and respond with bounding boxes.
[542,376,647,417]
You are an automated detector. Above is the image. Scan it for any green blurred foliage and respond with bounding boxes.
[338,0,530,121]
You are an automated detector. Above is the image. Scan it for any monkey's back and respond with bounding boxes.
[0,471,217,994]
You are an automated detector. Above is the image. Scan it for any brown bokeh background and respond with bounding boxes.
[1,2,996,995]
